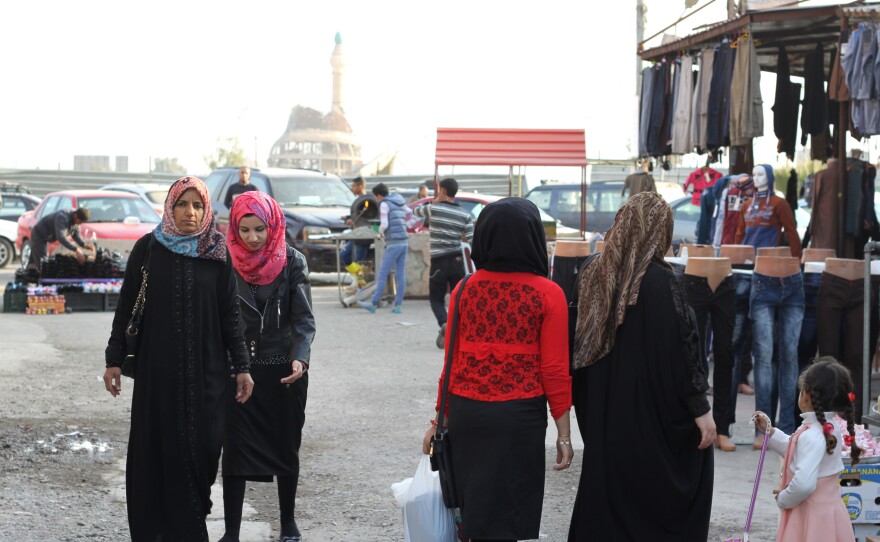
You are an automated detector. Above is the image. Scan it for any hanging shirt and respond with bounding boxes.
[735,191,802,258]
[683,167,723,206]
[721,177,755,246]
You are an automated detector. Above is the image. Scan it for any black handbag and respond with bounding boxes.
[122,236,153,379]
[429,273,471,509]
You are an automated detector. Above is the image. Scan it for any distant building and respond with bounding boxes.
[115,156,129,173]
[74,155,111,171]
[268,33,363,177]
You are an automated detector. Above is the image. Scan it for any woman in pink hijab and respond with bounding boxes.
[221,191,316,542]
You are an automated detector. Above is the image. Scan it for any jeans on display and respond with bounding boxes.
[729,272,753,418]
[371,241,408,308]
[750,272,805,435]
[682,274,736,436]
[340,240,370,267]
[429,253,466,327]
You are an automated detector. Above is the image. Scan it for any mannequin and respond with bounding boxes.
[802,248,836,263]
[554,240,591,258]
[757,247,794,257]
[824,258,864,281]
[681,257,736,450]
[720,244,756,265]
[817,257,873,423]
[735,164,802,258]
[684,257,733,292]
[750,254,805,441]
[754,255,801,277]
[680,243,714,258]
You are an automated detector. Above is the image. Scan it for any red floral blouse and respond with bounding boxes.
[435,270,572,419]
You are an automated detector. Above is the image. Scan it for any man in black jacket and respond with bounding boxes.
[224,166,259,209]
[29,207,94,270]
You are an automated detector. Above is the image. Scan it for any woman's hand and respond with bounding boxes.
[235,373,254,404]
[554,436,574,471]
[103,367,122,397]
[422,427,436,455]
[280,360,307,384]
[751,411,774,435]
[694,411,717,449]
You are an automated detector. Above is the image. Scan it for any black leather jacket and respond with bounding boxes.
[236,246,316,365]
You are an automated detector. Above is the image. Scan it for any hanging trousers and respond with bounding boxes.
[682,274,736,436]
[793,271,822,428]
[750,272,805,435]
[816,273,880,423]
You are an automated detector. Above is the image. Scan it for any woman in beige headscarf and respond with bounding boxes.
[567,192,715,542]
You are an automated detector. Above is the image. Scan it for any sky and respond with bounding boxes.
[0,0,852,185]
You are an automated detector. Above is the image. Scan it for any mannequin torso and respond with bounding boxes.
[824,258,863,281]
[681,243,714,258]
[720,244,756,265]
[757,246,794,257]
[684,257,733,292]
[754,255,801,277]
[802,248,836,263]
[554,240,591,258]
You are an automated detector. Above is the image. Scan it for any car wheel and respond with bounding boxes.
[19,239,31,269]
[0,237,13,268]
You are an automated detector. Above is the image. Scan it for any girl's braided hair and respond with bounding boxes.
[800,357,862,466]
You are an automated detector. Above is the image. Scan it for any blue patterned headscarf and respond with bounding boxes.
[152,176,227,261]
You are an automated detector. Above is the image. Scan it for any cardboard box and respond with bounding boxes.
[865,534,880,542]
[842,465,880,523]
[855,524,880,542]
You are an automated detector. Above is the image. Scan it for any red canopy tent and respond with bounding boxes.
[434,128,589,234]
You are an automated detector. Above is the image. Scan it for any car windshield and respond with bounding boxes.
[77,197,160,224]
[144,190,169,205]
[270,176,355,207]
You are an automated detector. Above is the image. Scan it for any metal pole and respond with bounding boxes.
[636,0,645,95]
[864,241,879,422]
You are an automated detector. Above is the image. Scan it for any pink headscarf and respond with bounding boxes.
[227,191,288,285]
[152,176,227,261]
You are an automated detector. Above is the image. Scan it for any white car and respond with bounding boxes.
[0,217,18,267]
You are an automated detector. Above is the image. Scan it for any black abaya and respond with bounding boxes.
[568,263,713,542]
[106,234,248,542]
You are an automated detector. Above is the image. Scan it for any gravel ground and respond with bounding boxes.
[0,276,786,541]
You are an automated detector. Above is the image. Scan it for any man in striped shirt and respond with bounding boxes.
[413,178,475,348]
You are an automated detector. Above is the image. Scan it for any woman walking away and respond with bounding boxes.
[421,198,573,542]
[222,191,316,542]
[754,357,860,542]
[569,192,715,542]
[103,176,253,542]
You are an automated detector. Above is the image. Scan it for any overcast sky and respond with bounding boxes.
[0,0,850,183]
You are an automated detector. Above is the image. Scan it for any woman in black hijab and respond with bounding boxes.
[421,198,574,542]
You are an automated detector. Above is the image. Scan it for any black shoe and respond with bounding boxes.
[219,535,240,542]
[280,536,302,542]
[436,323,447,349]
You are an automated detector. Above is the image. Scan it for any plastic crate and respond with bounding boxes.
[63,292,104,312]
[3,291,27,313]
[103,293,120,312]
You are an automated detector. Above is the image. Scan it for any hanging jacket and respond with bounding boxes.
[236,246,316,364]
[721,176,754,246]
[683,167,723,206]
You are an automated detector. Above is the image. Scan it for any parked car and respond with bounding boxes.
[408,192,582,241]
[524,181,626,233]
[100,182,172,214]
[202,167,355,273]
[16,190,160,268]
[0,217,18,267]
[1,192,41,223]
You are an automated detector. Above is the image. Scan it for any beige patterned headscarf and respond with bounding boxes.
[573,192,673,369]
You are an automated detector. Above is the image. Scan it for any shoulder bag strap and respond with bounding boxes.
[129,234,154,327]
[435,273,472,434]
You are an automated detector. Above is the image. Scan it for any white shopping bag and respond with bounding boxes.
[397,455,457,542]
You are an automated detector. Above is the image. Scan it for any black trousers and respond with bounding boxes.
[682,274,736,436]
[429,253,465,327]
[552,254,591,368]
[816,274,880,424]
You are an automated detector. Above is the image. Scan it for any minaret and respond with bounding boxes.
[330,32,345,114]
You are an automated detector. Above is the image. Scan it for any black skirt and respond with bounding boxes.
[448,394,548,540]
[222,365,307,481]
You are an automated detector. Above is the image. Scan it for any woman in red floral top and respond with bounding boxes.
[421,198,573,542]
